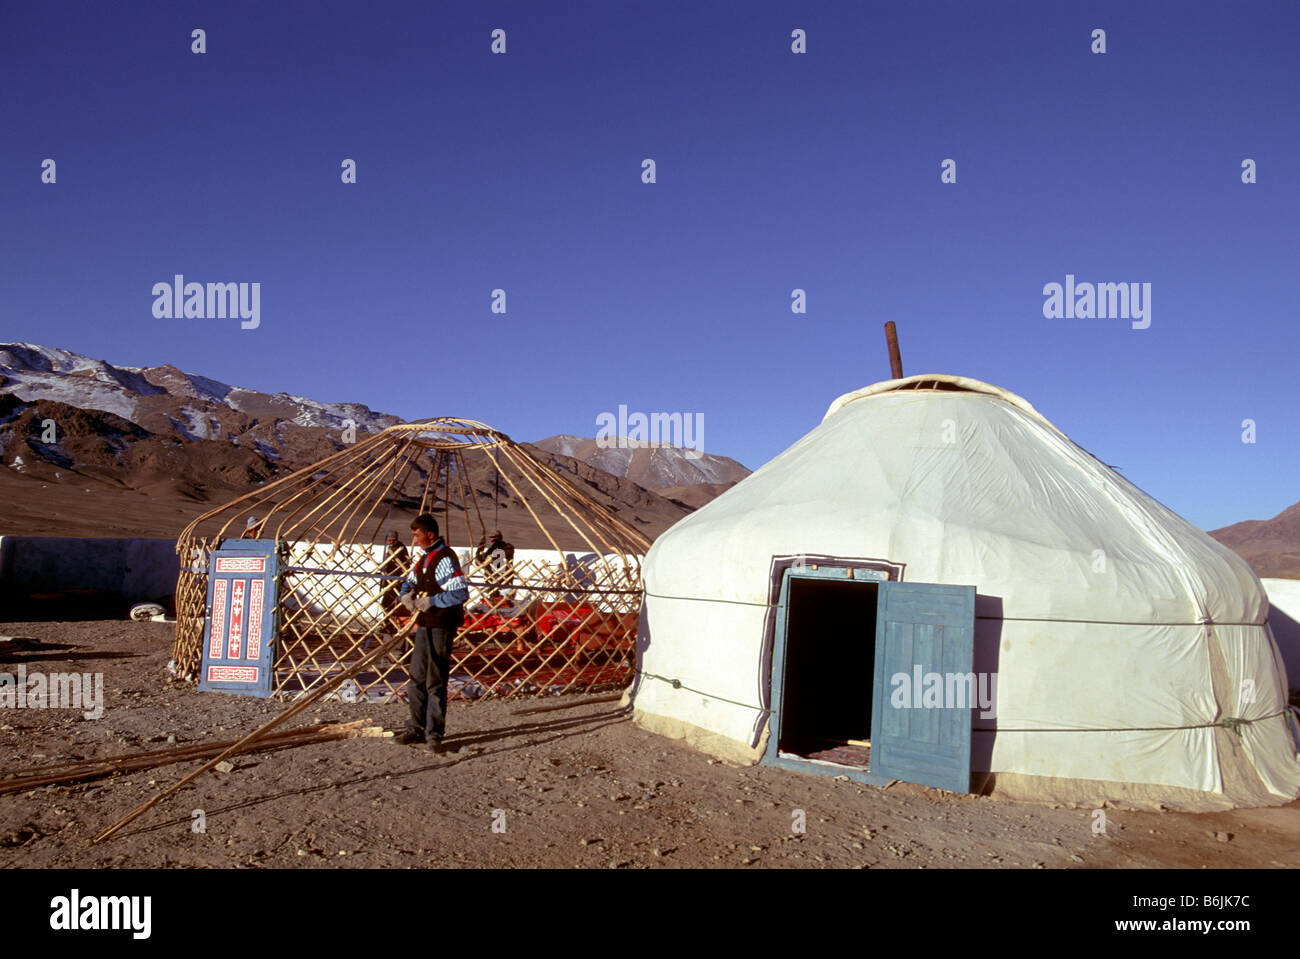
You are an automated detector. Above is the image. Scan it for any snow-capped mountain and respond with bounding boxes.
[532,434,750,491]
[0,343,400,463]
[0,345,712,540]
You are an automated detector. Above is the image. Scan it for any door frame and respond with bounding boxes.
[762,564,894,786]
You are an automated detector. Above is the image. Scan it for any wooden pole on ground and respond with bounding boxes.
[92,623,413,844]
[1,721,385,797]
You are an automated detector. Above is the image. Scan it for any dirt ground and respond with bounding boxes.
[2,620,1299,870]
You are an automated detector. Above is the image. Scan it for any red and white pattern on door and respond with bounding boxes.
[246,579,265,659]
[215,556,266,574]
[209,579,228,659]
[228,579,246,660]
[207,665,259,683]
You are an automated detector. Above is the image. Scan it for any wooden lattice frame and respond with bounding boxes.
[172,418,650,700]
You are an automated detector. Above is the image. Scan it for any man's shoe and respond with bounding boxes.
[393,729,425,746]
[426,739,450,754]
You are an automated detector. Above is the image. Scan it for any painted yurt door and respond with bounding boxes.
[869,582,976,793]
[198,541,280,698]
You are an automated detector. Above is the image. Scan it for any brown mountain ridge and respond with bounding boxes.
[1210,503,1300,580]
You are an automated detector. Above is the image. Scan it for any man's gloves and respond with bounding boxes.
[400,593,432,613]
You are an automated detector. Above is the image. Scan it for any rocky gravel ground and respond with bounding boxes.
[1,621,1298,870]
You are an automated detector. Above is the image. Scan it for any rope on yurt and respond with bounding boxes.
[970,711,1292,734]
[637,669,770,714]
[647,587,1268,627]
[641,588,777,609]
[640,589,1294,736]
[1285,706,1300,750]
[633,672,1294,737]
[648,587,1269,625]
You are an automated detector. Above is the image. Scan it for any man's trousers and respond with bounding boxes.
[407,624,454,742]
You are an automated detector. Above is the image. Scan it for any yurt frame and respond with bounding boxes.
[172,418,650,701]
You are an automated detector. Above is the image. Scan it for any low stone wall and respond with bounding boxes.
[0,536,179,620]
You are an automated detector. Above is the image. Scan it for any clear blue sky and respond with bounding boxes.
[2,1,1297,531]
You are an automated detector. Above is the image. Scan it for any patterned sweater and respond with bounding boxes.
[399,538,469,625]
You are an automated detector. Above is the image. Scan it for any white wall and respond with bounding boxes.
[279,542,642,623]
[1263,579,1300,690]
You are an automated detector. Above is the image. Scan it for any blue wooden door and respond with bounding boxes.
[870,582,976,793]
[199,541,279,697]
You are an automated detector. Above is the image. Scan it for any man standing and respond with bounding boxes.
[379,530,410,634]
[396,514,469,752]
[474,529,515,599]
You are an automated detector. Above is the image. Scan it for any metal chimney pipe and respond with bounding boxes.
[884,322,904,379]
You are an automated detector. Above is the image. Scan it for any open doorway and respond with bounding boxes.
[776,576,878,768]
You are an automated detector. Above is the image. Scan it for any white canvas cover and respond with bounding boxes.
[633,375,1300,810]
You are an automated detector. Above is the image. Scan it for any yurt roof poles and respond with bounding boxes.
[172,418,649,703]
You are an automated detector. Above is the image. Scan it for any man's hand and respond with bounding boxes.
[412,595,433,612]
[399,593,417,613]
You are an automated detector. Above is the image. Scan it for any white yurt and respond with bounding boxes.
[631,374,1300,811]
[1263,579,1300,692]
